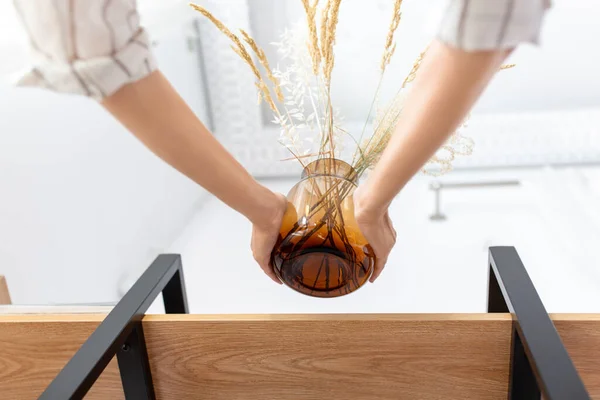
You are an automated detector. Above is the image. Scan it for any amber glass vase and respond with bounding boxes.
[271,158,375,298]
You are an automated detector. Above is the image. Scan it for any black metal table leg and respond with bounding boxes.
[117,324,156,399]
[487,246,590,400]
[39,254,188,400]
[162,267,189,314]
[116,256,188,399]
[487,262,509,314]
[509,329,541,399]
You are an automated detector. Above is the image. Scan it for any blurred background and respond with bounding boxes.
[1,0,599,314]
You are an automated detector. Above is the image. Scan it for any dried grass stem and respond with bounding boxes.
[381,0,403,71]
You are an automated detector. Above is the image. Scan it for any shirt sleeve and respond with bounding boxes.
[13,0,157,101]
[436,0,552,51]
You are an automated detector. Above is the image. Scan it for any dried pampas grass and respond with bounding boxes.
[240,29,284,102]
[190,3,280,113]
[301,0,321,75]
[321,0,342,84]
[320,0,331,58]
[403,47,428,88]
[191,1,518,178]
[381,0,403,72]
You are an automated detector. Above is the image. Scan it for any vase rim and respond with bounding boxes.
[303,157,353,168]
[300,158,357,184]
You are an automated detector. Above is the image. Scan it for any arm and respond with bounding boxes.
[356,42,509,214]
[13,0,285,283]
[101,71,280,231]
[354,41,508,282]
[102,71,286,283]
[355,0,551,281]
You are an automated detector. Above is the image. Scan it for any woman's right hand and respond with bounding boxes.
[353,186,397,282]
[250,192,288,284]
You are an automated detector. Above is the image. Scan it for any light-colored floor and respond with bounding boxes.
[146,166,600,315]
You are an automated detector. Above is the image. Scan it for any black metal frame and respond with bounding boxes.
[39,254,188,400]
[40,248,591,399]
[488,246,590,400]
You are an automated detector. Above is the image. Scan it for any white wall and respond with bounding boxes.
[163,169,600,314]
[1,0,598,306]
[250,0,600,121]
[0,89,200,304]
[0,3,209,304]
[237,0,600,176]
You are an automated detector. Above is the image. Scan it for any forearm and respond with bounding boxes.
[102,70,278,225]
[357,41,509,214]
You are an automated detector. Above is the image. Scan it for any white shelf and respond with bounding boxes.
[223,107,600,178]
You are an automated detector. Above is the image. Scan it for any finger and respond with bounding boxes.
[259,262,282,284]
[252,233,282,284]
[257,256,282,284]
[370,256,387,283]
[264,268,282,284]
[385,217,396,240]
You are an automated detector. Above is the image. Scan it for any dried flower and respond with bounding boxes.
[320,0,331,58]
[381,0,403,71]
[189,5,257,78]
[190,1,503,178]
[322,0,342,83]
[300,0,321,75]
[403,46,428,88]
[190,3,279,113]
[271,25,325,157]
[240,29,284,102]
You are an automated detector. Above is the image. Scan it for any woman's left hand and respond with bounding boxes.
[353,186,397,282]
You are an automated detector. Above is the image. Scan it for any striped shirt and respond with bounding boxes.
[437,0,551,51]
[13,0,550,101]
[13,0,157,101]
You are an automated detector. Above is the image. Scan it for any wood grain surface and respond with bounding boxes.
[0,315,123,399]
[0,275,10,304]
[143,314,514,400]
[0,313,598,400]
[554,317,600,398]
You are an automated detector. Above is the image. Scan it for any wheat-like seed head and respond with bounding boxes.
[301,0,321,76]
[320,0,332,59]
[500,63,516,70]
[402,47,427,88]
[190,4,230,37]
[190,5,245,56]
[381,0,403,71]
[190,5,259,78]
[230,45,261,82]
[380,42,397,71]
[240,29,284,102]
[255,82,278,114]
[322,0,342,83]
[324,48,335,84]
[190,4,280,113]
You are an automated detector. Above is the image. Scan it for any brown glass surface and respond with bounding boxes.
[271,159,375,297]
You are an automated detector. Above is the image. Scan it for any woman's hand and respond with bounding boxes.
[102,71,288,283]
[250,192,288,284]
[353,186,397,282]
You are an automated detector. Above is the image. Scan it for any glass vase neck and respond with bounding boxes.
[301,158,357,184]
